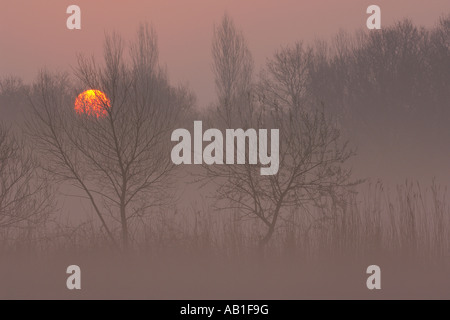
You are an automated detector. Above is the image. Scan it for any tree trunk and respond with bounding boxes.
[259,224,276,248]
[258,199,284,248]
[120,200,129,251]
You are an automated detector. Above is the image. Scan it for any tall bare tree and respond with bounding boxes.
[212,14,254,127]
[27,24,194,250]
[208,24,356,247]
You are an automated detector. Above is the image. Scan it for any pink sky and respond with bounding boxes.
[1,0,449,106]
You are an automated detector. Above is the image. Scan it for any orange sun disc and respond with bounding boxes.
[74,89,111,118]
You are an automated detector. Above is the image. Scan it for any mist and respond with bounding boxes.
[1,6,450,299]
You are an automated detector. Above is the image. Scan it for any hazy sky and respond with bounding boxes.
[1,0,449,106]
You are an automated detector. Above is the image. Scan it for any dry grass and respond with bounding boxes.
[0,180,448,267]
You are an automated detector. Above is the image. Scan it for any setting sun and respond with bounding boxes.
[74,89,110,118]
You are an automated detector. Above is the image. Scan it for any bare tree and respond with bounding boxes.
[260,42,313,112]
[27,24,194,250]
[0,124,53,231]
[212,14,254,127]
[207,31,356,247]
